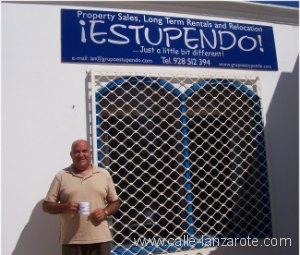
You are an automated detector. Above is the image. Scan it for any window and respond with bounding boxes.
[90,72,272,254]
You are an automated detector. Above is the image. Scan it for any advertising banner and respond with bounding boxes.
[61,9,278,70]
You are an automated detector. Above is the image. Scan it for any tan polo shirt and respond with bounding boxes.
[45,165,119,244]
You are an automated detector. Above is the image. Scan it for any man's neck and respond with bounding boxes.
[73,164,92,177]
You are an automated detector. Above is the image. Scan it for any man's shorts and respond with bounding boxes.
[62,242,111,255]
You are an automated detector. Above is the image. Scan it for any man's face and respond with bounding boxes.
[70,141,92,171]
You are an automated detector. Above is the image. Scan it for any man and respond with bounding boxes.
[43,139,120,255]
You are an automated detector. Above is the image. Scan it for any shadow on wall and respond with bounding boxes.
[12,200,61,255]
[263,55,299,254]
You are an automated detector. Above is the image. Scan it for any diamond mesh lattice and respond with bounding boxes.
[91,73,272,255]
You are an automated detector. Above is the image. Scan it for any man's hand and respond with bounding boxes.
[65,202,79,214]
[90,208,107,222]
[90,200,120,223]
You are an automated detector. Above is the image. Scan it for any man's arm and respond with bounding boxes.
[42,201,79,214]
[104,199,121,216]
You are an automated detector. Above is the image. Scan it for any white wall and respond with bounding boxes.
[2,2,298,255]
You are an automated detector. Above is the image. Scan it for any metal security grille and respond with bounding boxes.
[90,72,272,255]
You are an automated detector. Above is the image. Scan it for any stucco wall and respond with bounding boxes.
[2,2,298,255]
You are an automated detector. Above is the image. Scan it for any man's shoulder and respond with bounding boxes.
[54,166,73,178]
[93,166,111,177]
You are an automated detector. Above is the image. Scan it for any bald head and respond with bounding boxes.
[70,139,92,172]
[71,139,90,153]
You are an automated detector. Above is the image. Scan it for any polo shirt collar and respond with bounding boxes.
[69,164,100,176]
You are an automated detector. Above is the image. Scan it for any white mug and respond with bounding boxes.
[78,202,90,215]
